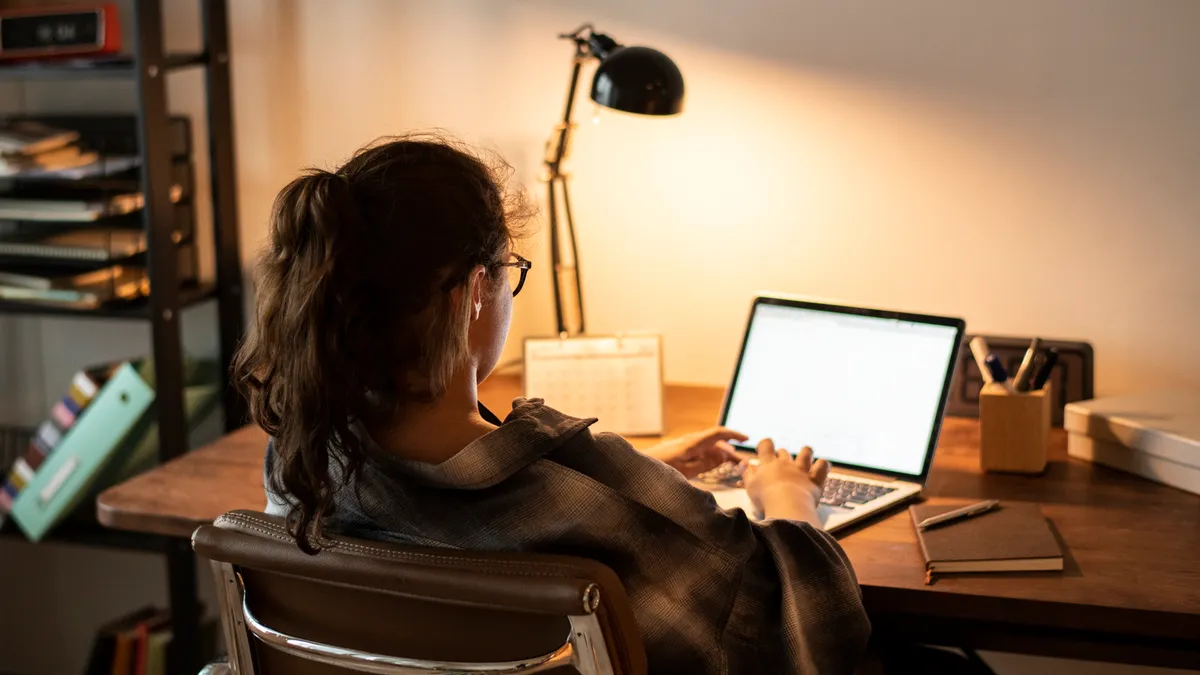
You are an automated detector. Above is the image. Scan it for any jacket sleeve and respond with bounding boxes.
[731,515,871,674]
[584,432,871,674]
[585,432,868,667]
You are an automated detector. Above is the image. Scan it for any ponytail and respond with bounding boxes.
[236,169,368,552]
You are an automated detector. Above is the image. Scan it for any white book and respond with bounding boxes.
[1068,433,1200,496]
[1064,390,1200,468]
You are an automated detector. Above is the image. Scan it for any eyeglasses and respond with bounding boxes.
[495,253,532,297]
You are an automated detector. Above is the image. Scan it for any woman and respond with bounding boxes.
[235,135,870,674]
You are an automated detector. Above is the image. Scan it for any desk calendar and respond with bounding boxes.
[523,334,664,436]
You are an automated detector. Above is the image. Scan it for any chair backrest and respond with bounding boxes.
[192,510,647,675]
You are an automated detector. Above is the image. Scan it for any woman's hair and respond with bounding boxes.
[233,134,529,552]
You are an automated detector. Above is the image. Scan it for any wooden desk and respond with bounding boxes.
[97,376,1200,668]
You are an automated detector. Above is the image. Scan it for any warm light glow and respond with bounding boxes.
[224,2,1200,397]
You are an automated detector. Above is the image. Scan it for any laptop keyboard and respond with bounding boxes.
[820,477,896,507]
[697,463,897,507]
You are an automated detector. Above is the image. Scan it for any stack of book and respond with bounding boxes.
[0,120,97,177]
[1066,391,1200,495]
[0,115,191,180]
[85,607,173,675]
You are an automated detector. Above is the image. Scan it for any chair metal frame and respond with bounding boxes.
[208,560,616,675]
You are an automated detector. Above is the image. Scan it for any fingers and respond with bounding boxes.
[776,448,791,462]
[756,438,776,463]
[711,440,742,463]
[811,458,831,487]
[742,463,758,485]
[795,446,813,471]
[698,426,750,444]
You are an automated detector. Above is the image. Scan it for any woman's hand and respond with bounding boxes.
[646,427,748,478]
[742,439,829,527]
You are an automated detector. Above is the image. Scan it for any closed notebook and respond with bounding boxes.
[910,502,1064,574]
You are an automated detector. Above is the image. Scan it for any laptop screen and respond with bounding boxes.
[720,298,964,480]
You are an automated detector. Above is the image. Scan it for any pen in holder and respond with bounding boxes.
[979,381,1052,474]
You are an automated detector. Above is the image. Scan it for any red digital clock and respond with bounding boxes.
[0,4,121,61]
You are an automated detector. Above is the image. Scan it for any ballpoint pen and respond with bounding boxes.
[1031,348,1060,390]
[1023,352,1046,390]
[916,499,1001,530]
[1012,337,1042,393]
[970,337,995,384]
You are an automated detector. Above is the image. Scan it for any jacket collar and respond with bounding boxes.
[360,398,596,489]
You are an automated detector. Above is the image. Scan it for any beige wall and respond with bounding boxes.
[224,0,1200,396]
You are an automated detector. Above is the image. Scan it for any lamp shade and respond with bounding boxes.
[589,45,684,116]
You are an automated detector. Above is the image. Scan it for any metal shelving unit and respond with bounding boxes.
[0,1,245,672]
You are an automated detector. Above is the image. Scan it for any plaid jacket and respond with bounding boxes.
[265,398,870,674]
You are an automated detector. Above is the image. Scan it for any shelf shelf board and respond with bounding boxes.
[0,281,217,320]
[0,512,167,553]
[0,53,207,80]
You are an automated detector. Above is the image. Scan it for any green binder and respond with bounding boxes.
[10,361,220,542]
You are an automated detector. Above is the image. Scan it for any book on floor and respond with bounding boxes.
[83,606,167,675]
[910,502,1064,577]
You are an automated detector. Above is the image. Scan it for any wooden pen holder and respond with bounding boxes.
[979,382,1052,474]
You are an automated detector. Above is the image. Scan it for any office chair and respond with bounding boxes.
[191,510,647,675]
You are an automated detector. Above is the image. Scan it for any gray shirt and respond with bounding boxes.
[265,397,870,674]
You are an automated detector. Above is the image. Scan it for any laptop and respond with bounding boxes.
[699,295,965,533]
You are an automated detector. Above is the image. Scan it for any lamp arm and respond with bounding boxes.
[557,23,594,41]
[546,40,588,177]
[543,30,595,335]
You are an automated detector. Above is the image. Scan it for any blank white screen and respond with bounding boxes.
[722,304,959,477]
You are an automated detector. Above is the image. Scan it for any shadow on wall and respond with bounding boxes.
[549,0,1200,111]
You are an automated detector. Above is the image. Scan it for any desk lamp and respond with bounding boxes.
[542,23,685,335]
